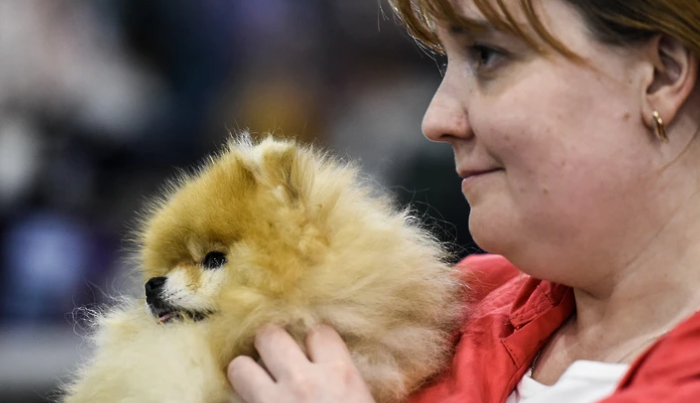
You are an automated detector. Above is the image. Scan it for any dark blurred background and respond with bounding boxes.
[0,1,480,401]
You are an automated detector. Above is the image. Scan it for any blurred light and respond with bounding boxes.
[0,117,41,208]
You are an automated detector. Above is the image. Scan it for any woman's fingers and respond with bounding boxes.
[229,325,376,403]
[255,324,311,381]
[305,324,353,364]
[228,355,277,403]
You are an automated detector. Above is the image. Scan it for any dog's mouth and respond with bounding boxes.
[148,301,211,324]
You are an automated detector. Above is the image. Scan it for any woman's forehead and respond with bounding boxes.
[392,0,586,59]
[447,1,589,59]
[446,0,532,25]
[434,0,546,41]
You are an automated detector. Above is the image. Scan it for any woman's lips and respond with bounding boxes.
[460,169,501,190]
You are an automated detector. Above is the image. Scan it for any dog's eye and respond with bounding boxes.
[202,252,227,270]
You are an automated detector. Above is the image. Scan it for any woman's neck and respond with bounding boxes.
[575,136,700,340]
[532,176,700,386]
[572,183,700,360]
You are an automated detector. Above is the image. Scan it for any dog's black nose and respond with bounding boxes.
[145,277,167,298]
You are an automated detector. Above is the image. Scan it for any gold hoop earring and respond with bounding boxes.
[652,111,668,143]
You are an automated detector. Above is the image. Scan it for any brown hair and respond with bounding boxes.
[388,0,700,58]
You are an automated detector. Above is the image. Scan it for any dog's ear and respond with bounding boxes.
[231,156,258,189]
[260,140,309,204]
[223,135,259,190]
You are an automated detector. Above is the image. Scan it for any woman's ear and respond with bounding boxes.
[642,35,699,132]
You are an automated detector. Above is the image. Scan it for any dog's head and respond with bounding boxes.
[137,136,334,324]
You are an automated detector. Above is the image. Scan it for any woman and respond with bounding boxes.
[227,1,700,402]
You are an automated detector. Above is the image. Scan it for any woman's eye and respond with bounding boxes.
[468,44,504,70]
[202,251,227,270]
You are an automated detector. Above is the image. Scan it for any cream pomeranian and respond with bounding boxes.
[60,136,464,403]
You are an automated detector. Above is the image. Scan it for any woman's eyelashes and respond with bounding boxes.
[467,43,506,73]
[438,42,508,78]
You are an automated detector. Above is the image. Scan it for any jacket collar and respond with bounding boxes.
[498,278,575,401]
[510,279,573,329]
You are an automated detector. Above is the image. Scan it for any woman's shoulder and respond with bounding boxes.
[603,311,700,402]
[407,256,571,403]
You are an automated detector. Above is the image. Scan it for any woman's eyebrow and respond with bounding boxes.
[448,19,495,36]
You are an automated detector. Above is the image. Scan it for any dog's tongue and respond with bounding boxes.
[159,312,180,323]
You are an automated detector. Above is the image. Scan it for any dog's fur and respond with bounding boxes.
[61,136,464,403]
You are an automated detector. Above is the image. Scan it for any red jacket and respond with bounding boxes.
[407,254,700,403]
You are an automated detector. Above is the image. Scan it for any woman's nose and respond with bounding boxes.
[422,78,471,143]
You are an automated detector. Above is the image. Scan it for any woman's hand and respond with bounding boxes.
[228,324,376,403]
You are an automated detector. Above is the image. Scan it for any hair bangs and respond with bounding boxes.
[389,0,578,58]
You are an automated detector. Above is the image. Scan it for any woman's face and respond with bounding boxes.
[424,0,666,284]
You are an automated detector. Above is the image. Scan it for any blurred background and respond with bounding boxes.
[0,1,480,401]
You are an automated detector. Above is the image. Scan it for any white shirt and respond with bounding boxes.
[505,360,630,403]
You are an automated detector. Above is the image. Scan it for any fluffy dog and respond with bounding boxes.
[61,136,464,403]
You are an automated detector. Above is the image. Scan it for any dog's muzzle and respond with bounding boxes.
[145,276,210,323]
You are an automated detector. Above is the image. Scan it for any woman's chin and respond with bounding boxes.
[468,211,517,257]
